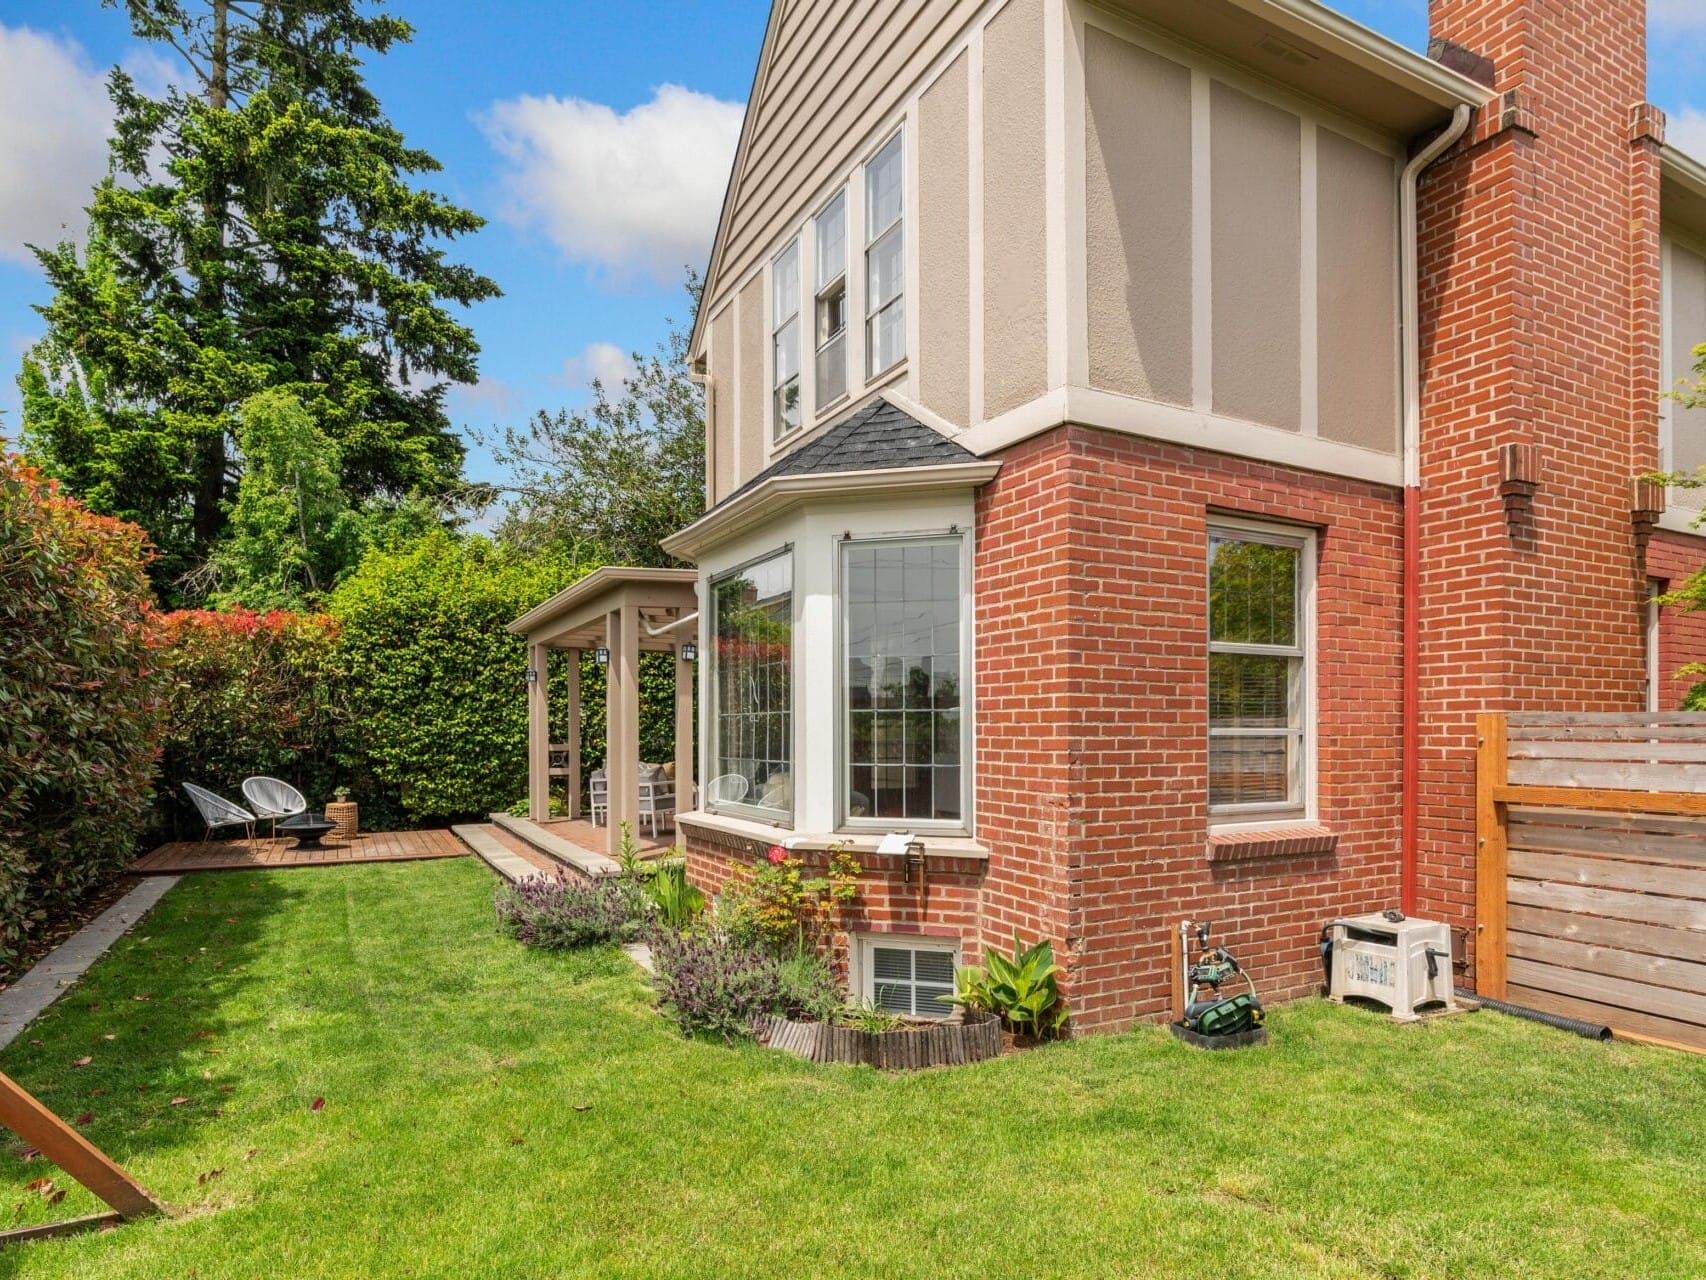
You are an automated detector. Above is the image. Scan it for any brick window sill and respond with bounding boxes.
[1206,824,1338,864]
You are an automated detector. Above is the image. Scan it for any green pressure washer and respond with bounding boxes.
[1177,921,1266,1041]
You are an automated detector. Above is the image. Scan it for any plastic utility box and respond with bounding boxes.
[1328,914,1457,1022]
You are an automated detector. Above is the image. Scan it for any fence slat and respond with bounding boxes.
[1507,958,1706,1028]
[1508,876,1706,931]
[1507,760,1706,792]
[1509,930,1706,996]
[1510,724,1706,742]
[1510,740,1706,762]
[1508,904,1706,966]
[1508,847,1706,900]
[1508,815,1706,865]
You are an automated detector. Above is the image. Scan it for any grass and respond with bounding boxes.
[0,859,1701,1278]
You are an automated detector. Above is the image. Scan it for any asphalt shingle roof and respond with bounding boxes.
[719,397,978,509]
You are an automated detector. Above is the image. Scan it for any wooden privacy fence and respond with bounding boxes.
[1477,712,1706,1053]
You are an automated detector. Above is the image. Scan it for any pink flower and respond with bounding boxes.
[766,845,788,865]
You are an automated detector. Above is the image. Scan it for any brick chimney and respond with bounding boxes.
[1412,1,1663,936]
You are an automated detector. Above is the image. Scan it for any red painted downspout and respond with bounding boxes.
[1399,105,1473,916]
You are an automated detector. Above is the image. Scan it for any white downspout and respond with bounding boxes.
[1401,105,1474,488]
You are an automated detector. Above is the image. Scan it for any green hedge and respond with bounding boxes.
[0,458,164,962]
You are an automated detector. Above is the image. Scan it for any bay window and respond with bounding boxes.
[771,241,801,439]
[1207,524,1310,817]
[843,538,964,827]
[710,551,793,823]
[864,132,905,377]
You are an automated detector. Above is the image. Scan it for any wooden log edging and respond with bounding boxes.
[761,1010,1003,1069]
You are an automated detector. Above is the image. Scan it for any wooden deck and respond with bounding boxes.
[132,828,469,875]
[534,817,674,859]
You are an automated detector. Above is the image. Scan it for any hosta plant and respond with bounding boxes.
[942,933,1070,1040]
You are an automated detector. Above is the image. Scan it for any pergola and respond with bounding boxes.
[506,567,700,857]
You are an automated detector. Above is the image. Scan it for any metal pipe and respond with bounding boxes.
[640,610,698,638]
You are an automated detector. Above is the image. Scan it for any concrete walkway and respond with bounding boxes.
[0,877,180,1051]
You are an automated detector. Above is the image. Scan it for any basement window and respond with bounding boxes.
[863,937,956,1018]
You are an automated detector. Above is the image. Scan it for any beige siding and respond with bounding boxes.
[713,0,988,325]
[1084,27,1192,407]
[982,0,1049,419]
[1316,128,1399,452]
[738,277,765,487]
[1672,241,1706,479]
[710,304,737,504]
[919,52,972,427]
[1211,82,1301,432]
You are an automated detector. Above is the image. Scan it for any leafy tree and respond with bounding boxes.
[491,283,704,567]
[22,0,498,594]
[206,389,362,608]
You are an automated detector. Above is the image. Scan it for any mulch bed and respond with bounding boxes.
[0,875,143,991]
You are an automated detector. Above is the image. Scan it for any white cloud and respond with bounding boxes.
[480,84,743,287]
[556,341,636,392]
[447,375,518,418]
[1670,107,1706,162]
[0,24,113,265]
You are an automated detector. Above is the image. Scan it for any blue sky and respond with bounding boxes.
[1,0,1704,489]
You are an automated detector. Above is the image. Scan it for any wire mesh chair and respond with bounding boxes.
[241,776,308,837]
[182,783,257,848]
[704,774,750,806]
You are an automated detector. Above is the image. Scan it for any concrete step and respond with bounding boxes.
[451,824,544,884]
[487,812,622,880]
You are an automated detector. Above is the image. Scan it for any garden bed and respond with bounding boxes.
[761,1009,1003,1069]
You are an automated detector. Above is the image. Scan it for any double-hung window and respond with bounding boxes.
[814,191,848,410]
[843,538,965,827]
[710,551,794,823]
[1207,524,1310,817]
[864,133,905,378]
[771,241,801,440]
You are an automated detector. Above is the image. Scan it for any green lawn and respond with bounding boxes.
[0,859,1701,1278]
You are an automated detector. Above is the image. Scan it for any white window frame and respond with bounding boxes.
[770,239,802,443]
[707,547,797,828]
[856,934,958,1020]
[837,531,973,836]
[813,188,849,416]
[1205,516,1317,827]
[863,130,906,380]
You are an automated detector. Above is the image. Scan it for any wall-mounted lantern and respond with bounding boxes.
[594,646,610,666]
[524,667,538,684]
[681,640,698,663]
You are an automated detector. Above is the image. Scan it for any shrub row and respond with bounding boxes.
[0,458,164,964]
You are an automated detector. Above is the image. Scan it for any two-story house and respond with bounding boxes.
[659,0,1706,1031]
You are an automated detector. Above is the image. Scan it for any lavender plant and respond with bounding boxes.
[494,871,647,950]
[651,927,785,1042]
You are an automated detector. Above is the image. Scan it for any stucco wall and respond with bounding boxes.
[737,276,765,489]
[920,51,972,426]
[1211,81,1301,432]
[1084,25,1192,408]
[709,304,737,504]
[982,0,1049,419]
[1317,128,1400,453]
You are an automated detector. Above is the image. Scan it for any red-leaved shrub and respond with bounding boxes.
[0,457,165,960]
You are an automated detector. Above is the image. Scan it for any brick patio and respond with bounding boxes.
[132,827,469,875]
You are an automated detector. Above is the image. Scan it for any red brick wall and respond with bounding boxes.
[984,427,1406,1030]
[1415,0,1658,958]
[1648,529,1706,708]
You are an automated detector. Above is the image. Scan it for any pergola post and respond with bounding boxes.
[526,642,550,822]
[607,606,641,857]
[674,640,695,813]
[564,649,582,819]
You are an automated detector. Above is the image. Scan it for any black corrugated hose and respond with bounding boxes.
[1456,990,1612,1040]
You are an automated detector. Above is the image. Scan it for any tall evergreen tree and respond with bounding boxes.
[21,0,497,596]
